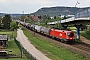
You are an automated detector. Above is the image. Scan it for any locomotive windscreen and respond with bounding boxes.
[68,32,74,37]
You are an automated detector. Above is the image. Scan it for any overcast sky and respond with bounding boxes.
[0,0,90,14]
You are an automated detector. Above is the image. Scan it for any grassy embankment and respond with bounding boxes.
[0,30,28,60]
[81,31,90,40]
[23,28,90,60]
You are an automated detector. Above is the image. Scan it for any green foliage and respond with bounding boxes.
[2,14,11,29]
[42,19,49,26]
[10,21,18,31]
[54,16,57,19]
[38,15,62,29]
[13,30,17,37]
[63,16,67,19]
[81,27,90,40]
[20,16,25,21]
[51,23,62,29]
[81,32,90,40]
[46,15,51,20]
[70,27,76,30]
[86,27,90,35]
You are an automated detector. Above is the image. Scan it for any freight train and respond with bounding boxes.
[18,21,75,43]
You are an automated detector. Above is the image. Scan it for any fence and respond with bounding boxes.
[14,37,37,60]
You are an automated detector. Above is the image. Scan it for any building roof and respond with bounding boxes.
[0,35,8,40]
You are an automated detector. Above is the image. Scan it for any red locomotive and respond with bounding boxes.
[50,29,74,42]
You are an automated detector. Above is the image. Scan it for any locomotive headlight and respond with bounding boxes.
[59,34,62,36]
[67,38,69,39]
[70,38,72,39]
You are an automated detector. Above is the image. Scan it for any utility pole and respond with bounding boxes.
[75,1,81,39]
[22,11,25,23]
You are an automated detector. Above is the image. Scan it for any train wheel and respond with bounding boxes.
[64,41,68,44]
[52,36,55,39]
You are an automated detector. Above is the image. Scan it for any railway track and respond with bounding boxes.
[24,27,90,58]
[71,42,90,52]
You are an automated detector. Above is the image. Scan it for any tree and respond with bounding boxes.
[21,16,25,21]
[54,16,57,19]
[38,15,42,19]
[46,15,51,20]
[10,21,18,31]
[2,14,11,29]
[63,16,67,19]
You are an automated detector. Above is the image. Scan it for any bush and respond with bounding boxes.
[81,27,90,40]
[70,27,76,30]
[86,27,90,35]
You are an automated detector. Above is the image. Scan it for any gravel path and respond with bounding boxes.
[16,29,51,60]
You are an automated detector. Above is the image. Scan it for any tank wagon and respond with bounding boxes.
[40,27,51,36]
[34,25,42,32]
[30,24,35,31]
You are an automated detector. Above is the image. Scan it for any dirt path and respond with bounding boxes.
[16,29,51,60]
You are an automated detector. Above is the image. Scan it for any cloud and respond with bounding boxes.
[0,0,52,4]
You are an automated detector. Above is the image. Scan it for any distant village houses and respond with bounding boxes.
[24,15,40,21]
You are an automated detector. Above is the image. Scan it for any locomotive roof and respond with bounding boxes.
[51,29,72,32]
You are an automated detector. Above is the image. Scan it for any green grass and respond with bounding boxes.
[0,32,12,34]
[0,30,17,37]
[81,31,90,40]
[23,28,90,60]
[7,39,20,54]
[0,31,13,39]
[13,30,17,37]
[0,30,28,60]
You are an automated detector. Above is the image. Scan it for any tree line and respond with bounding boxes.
[0,14,18,31]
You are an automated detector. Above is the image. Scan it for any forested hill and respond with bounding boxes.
[31,7,90,16]
[0,7,90,17]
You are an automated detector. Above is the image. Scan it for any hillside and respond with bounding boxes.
[0,6,90,17]
[31,6,90,16]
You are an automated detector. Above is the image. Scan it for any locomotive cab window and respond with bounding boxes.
[68,32,74,37]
